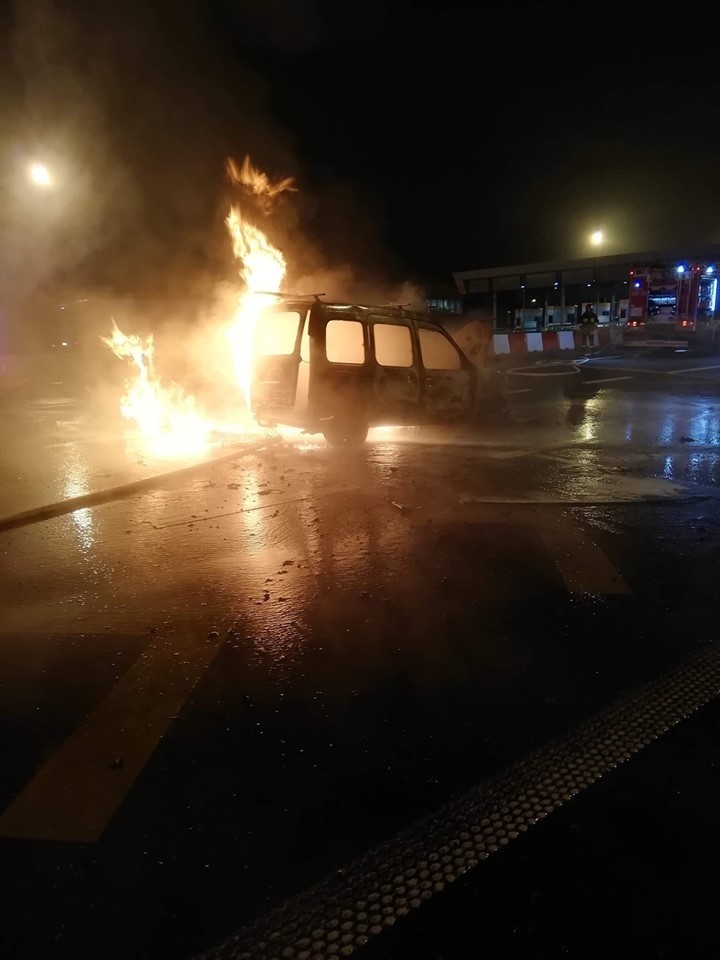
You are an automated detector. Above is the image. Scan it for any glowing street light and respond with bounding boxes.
[28,162,52,187]
[590,229,604,247]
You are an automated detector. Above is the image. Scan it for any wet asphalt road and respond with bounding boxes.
[2,356,720,958]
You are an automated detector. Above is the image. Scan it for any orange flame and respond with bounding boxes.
[104,155,293,456]
[226,156,296,214]
[101,322,215,457]
[225,155,292,409]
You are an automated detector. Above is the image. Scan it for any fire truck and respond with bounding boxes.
[625,262,717,338]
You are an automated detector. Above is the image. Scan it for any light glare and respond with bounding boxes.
[28,162,52,187]
[590,230,604,246]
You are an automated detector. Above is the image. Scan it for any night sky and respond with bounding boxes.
[2,0,720,300]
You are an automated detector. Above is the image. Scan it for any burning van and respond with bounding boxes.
[250,297,477,445]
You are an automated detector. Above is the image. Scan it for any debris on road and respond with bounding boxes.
[391,501,418,514]
[108,758,124,770]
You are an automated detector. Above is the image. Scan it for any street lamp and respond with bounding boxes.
[28,162,52,187]
[590,229,604,247]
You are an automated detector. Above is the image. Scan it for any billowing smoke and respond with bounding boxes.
[2,0,429,435]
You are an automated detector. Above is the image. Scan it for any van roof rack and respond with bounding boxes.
[255,291,325,301]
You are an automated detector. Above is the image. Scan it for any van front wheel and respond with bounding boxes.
[321,418,369,447]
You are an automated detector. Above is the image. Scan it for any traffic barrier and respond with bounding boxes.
[491,328,617,355]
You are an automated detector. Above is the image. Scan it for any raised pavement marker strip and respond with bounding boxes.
[195,641,720,960]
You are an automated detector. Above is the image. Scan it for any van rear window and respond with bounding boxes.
[254,311,301,356]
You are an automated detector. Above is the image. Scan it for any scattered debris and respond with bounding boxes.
[282,560,295,566]
[227,482,241,489]
[108,757,124,770]
[391,501,418,514]
[208,629,220,639]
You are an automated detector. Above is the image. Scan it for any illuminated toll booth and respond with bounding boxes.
[454,247,720,340]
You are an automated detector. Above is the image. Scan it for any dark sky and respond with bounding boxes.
[2,0,720,299]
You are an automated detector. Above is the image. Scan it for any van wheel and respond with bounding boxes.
[322,418,369,447]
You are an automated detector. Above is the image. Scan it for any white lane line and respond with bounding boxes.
[584,376,634,385]
[507,388,534,394]
[538,519,631,595]
[482,449,539,460]
[668,364,720,375]
[0,626,223,843]
[584,365,672,375]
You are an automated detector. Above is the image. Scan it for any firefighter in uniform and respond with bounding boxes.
[579,303,598,350]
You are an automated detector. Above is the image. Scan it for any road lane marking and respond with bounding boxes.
[668,364,720,375]
[482,441,600,461]
[0,627,223,843]
[507,388,533,394]
[152,485,354,530]
[581,365,671,376]
[584,376,634,385]
[197,645,720,960]
[538,520,631,595]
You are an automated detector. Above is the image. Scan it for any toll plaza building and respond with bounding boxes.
[453,247,719,348]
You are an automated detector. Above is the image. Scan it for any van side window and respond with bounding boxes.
[418,329,462,370]
[374,323,413,367]
[326,319,365,365]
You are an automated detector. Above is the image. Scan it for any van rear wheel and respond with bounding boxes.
[321,418,369,447]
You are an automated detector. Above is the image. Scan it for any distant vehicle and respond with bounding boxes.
[250,298,477,445]
[626,264,717,337]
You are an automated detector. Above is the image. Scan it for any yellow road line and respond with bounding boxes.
[539,519,631,595]
[0,627,222,843]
